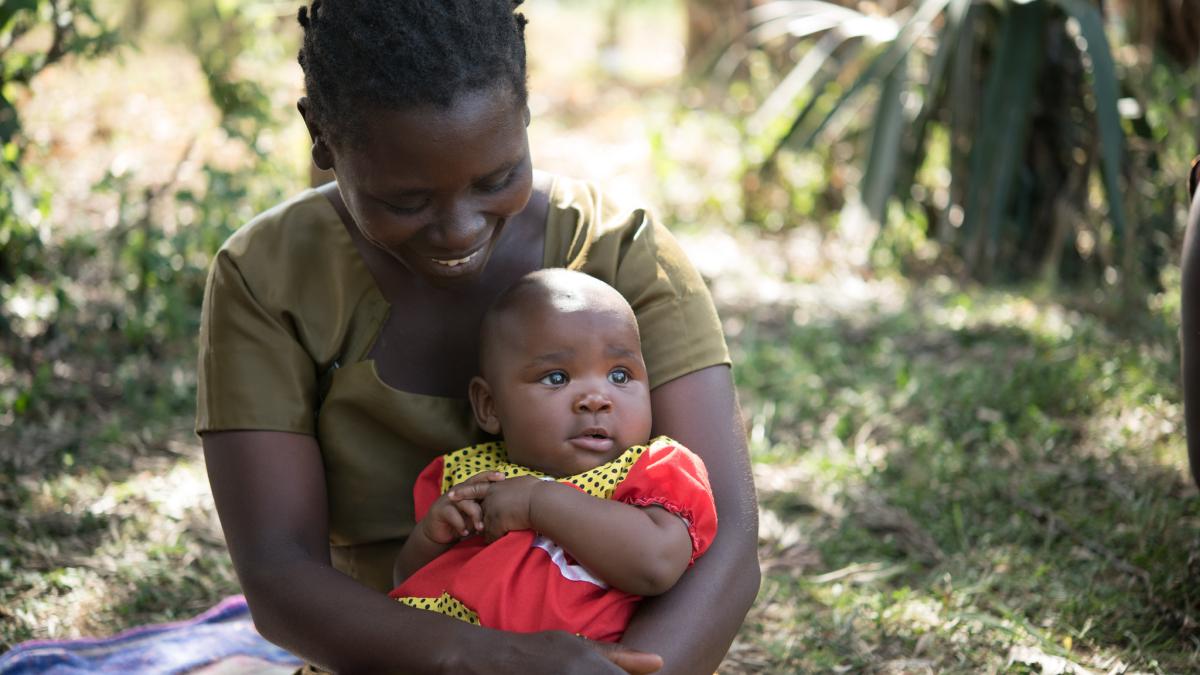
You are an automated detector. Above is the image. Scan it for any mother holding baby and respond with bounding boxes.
[196,1,759,673]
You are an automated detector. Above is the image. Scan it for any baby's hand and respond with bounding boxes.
[480,475,547,542]
[420,471,503,544]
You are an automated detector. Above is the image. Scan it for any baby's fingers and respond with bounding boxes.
[460,471,505,485]
[447,481,492,503]
[431,503,470,539]
[452,498,485,534]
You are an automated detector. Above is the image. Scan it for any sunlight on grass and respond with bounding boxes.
[1,453,235,648]
[709,247,1196,672]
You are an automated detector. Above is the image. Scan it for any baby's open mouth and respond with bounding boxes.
[571,429,614,452]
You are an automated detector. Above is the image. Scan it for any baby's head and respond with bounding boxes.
[468,269,652,477]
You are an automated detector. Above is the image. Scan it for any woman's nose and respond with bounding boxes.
[430,201,487,249]
[574,391,612,414]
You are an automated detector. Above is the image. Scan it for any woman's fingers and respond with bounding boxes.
[592,642,663,675]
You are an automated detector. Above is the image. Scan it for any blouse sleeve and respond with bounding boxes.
[611,437,718,565]
[412,456,447,522]
[611,216,731,389]
[547,178,732,389]
[195,248,318,435]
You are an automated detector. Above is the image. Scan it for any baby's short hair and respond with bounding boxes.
[478,269,638,377]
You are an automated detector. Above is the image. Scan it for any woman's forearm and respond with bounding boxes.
[240,550,480,674]
[619,516,760,673]
[204,430,485,673]
[623,365,762,674]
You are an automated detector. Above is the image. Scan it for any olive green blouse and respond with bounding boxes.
[196,174,730,591]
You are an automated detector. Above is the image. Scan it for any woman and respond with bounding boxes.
[197,1,760,673]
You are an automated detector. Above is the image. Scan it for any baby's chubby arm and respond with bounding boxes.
[393,471,504,585]
[470,475,693,597]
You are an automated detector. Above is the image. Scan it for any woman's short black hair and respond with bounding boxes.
[297,0,529,145]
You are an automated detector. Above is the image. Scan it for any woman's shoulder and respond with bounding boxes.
[541,174,731,390]
[211,187,373,312]
[220,188,346,266]
[544,173,653,241]
[542,173,666,274]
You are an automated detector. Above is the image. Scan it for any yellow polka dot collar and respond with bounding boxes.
[440,436,676,500]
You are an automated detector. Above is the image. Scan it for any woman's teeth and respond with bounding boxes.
[432,251,476,267]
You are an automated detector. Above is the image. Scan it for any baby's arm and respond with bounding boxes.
[477,476,693,596]
[393,471,503,585]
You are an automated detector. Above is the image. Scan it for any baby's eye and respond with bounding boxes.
[540,371,568,386]
[608,369,631,385]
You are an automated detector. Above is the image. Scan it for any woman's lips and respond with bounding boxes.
[430,250,480,268]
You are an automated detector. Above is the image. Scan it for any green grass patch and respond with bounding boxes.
[731,279,1197,673]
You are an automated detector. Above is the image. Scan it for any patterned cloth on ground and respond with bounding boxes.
[0,595,302,675]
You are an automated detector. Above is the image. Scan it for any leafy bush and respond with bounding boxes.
[723,0,1197,288]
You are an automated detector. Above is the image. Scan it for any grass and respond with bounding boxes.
[720,266,1197,673]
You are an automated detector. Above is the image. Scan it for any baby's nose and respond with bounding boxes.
[574,391,612,414]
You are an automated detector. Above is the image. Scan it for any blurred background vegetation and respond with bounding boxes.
[1,0,1197,672]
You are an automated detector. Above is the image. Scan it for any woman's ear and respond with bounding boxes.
[297,97,334,171]
[468,376,502,435]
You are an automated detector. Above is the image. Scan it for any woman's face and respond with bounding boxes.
[326,87,534,286]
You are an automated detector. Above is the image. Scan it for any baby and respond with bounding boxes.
[389,269,717,643]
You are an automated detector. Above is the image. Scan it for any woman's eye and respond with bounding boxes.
[385,199,427,215]
[478,170,516,193]
[540,371,568,386]
[608,369,630,385]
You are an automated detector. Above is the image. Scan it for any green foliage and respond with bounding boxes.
[729,0,1195,287]
[177,0,279,144]
[0,0,291,428]
[0,0,118,321]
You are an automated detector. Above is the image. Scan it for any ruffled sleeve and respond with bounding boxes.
[611,437,718,565]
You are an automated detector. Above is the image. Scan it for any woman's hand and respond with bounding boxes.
[590,637,665,674]
[452,630,663,674]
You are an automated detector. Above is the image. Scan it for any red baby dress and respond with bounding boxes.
[388,435,717,642]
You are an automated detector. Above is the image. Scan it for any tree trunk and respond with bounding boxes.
[683,0,754,72]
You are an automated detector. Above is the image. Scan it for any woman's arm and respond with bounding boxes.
[202,430,649,674]
[472,476,693,596]
[1181,179,1200,488]
[619,365,761,674]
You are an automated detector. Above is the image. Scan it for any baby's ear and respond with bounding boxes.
[468,376,502,435]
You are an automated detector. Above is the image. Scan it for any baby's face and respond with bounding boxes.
[480,303,653,477]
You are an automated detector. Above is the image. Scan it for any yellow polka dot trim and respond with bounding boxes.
[396,592,480,625]
[440,436,678,499]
